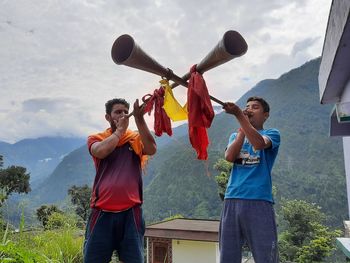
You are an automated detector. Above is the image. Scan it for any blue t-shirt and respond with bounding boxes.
[224,128,280,203]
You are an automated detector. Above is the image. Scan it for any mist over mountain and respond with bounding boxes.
[0,137,85,186]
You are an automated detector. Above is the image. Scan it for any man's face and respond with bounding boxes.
[244,100,269,128]
[106,103,129,131]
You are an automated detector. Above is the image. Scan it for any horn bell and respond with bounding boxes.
[111,34,170,77]
[197,30,248,73]
[171,30,248,88]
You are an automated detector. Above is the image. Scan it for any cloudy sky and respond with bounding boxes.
[0,0,331,143]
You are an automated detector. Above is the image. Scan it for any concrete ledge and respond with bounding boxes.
[330,108,350,136]
[336,238,350,258]
[319,0,350,104]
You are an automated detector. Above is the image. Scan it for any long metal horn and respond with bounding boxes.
[171,30,248,88]
[111,31,248,106]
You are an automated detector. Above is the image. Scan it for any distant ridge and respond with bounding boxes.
[0,136,85,186]
[20,58,346,227]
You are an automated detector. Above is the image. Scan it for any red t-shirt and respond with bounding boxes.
[87,133,143,211]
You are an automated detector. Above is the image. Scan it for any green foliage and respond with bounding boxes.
[0,155,3,168]
[298,223,341,262]
[278,199,341,262]
[68,184,92,221]
[0,219,44,262]
[280,200,325,246]
[36,204,62,229]
[2,222,9,245]
[46,212,78,230]
[0,240,46,262]
[18,208,25,244]
[213,158,232,201]
[143,148,222,223]
[31,229,83,262]
[0,165,30,206]
[161,214,184,222]
[0,209,83,262]
[0,228,84,262]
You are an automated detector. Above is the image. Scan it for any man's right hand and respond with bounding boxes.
[223,102,243,116]
[114,116,128,135]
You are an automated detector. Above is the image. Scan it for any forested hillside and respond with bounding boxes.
[21,58,346,227]
[144,57,346,226]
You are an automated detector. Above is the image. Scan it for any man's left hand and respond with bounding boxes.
[133,99,145,120]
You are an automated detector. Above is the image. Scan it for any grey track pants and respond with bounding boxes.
[219,199,279,263]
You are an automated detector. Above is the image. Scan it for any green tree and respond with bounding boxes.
[68,184,91,221]
[0,155,31,205]
[46,212,78,230]
[36,204,62,229]
[279,199,341,263]
[213,158,232,201]
[296,224,340,263]
[281,200,325,246]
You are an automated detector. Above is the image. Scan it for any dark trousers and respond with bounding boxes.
[219,199,279,263]
[84,206,145,263]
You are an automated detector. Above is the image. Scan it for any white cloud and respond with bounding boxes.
[0,0,332,142]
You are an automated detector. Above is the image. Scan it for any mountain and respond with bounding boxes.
[29,145,94,205]
[145,57,346,226]
[0,137,85,187]
[25,124,192,206]
[21,58,346,227]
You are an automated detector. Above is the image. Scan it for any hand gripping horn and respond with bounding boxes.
[111,30,248,106]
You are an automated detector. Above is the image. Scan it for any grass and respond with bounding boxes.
[0,224,84,262]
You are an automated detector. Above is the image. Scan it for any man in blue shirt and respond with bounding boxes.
[220,96,280,263]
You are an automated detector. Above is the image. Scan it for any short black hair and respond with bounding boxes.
[105,98,130,115]
[247,96,270,113]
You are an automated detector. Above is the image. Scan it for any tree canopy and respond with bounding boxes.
[68,184,91,221]
[0,155,31,206]
[36,204,62,229]
[278,199,341,263]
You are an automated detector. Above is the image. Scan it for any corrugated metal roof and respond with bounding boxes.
[145,218,219,242]
[147,218,219,232]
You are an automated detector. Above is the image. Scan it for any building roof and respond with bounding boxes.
[319,0,350,104]
[145,218,219,242]
[319,0,350,137]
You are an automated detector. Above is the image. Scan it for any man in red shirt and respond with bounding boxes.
[84,98,156,263]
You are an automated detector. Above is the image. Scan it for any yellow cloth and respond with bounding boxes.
[161,79,188,121]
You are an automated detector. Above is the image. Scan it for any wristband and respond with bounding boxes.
[112,132,120,140]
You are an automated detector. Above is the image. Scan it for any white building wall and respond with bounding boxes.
[344,137,350,217]
[172,240,218,263]
[342,79,350,217]
[216,243,220,263]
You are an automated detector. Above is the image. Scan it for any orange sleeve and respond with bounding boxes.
[87,135,101,155]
